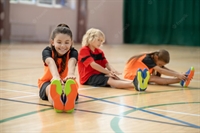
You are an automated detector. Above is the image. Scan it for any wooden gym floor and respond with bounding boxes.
[0,43,199,133]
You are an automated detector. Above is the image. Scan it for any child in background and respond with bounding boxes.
[124,50,194,87]
[78,28,150,91]
[38,24,78,113]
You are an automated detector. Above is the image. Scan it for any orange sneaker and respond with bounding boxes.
[180,67,195,87]
[50,80,64,113]
[63,79,78,113]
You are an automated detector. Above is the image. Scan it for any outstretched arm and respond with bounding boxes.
[45,57,63,84]
[90,61,110,75]
[90,62,119,79]
[64,57,77,81]
[153,66,186,80]
[105,63,121,75]
[163,66,176,72]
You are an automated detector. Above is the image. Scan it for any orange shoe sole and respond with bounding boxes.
[180,67,195,87]
[50,80,64,112]
[64,79,78,113]
[184,67,195,87]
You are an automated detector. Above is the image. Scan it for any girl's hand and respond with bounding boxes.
[111,70,122,75]
[63,75,76,82]
[106,72,121,80]
[51,76,64,85]
[177,73,187,81]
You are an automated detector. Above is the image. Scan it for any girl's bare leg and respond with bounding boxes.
[45,85,54,105]
[149,75,181,85]
[107,78,134,89]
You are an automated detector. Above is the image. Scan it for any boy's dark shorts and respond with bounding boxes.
[39,81,50,101]
[85,74,110,87]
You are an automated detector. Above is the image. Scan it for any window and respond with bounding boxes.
[38,0,52,5]
[20,0,35,2]
[9,0,74,8]
[37,0,68,7]
[10,0,18,2]
[55,0,68,6]
[10,0,35,4]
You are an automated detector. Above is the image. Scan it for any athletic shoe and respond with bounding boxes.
[63,79,78,113]
[180,67,195,87]
[141,68,150,90]
[133,68,142,91]
[133,68,150,91]
[50,80,64,113]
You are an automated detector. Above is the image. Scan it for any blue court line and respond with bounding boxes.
[0,108,52,123]
[0,98,197,129]
[0,80,37,87]
[80,94,200,129]
[110,102,200,133]
[76,108,196,129]
[0,98,52,107]
[1,79,200,129]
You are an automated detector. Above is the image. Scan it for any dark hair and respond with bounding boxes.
[50,23,73,74]
[51,23,72,40]
[156,49,170,63]
[127,49,170,64]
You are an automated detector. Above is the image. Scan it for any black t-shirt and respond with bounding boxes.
[142,54,156,69]
[42,46,78,63]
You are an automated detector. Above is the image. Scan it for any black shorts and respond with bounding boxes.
[39,81,79,101]
[85,74,110,87]
[39,81,50,101]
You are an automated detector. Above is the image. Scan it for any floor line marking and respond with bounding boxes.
[9,95,38,100]
[0,88,36,94]
[0,98,198,129]
[148,108,200,117]
[81,95,200,129]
